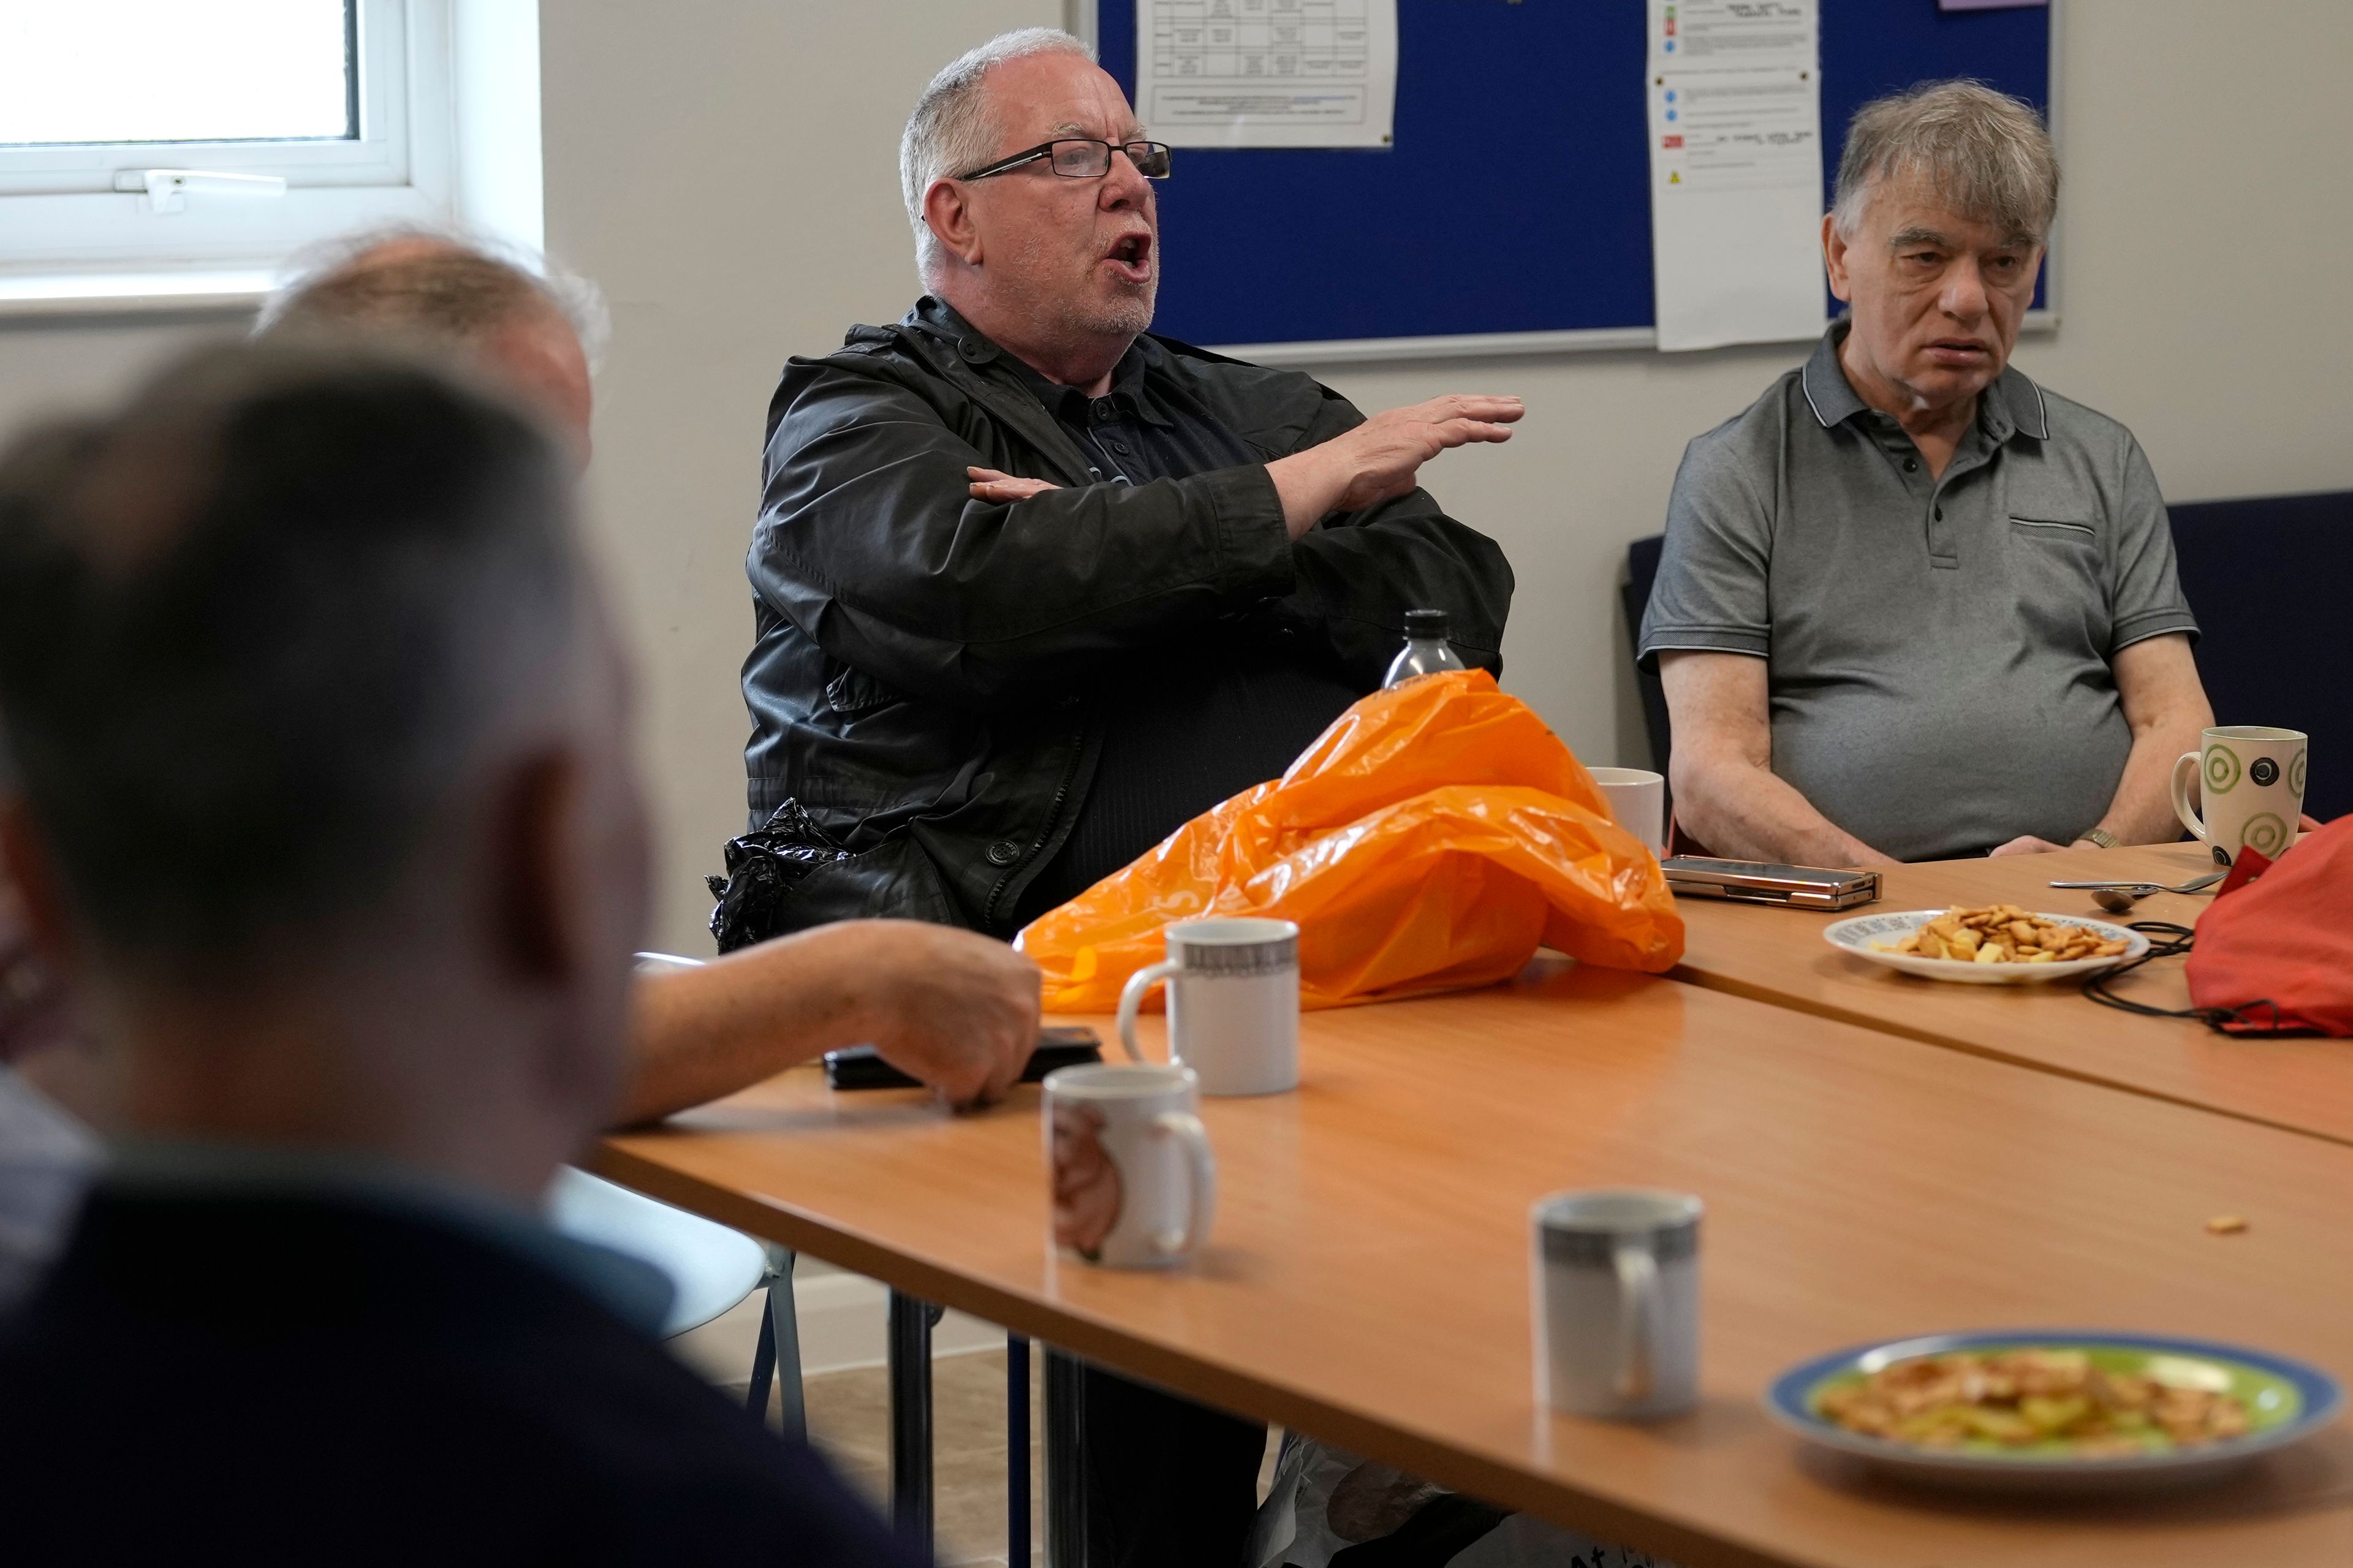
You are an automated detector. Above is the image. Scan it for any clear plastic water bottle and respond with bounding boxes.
[1383,608,1468,688]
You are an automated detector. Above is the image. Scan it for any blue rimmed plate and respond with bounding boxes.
[1765,1330,2343,1493]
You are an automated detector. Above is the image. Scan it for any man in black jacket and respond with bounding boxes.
[741,26,1519,941]
[0,344,922,1565]
[742,26,1521,1568]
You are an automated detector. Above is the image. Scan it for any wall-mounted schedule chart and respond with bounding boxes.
[1136,0,1398,148]
[1646,0,1826,350]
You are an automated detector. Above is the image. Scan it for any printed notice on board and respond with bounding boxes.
[1135,0,1398,149]
[1646,0,1826,350]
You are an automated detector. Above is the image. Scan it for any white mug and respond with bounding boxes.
[1588,767,1667,855]
[2171,725,2308,865]
[1042,1062,1215,1269]
[1116,917,1300,1097]
[1532,1189,1701,1420]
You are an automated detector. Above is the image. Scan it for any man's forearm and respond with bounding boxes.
[614,930,871,1126]
[1265,447,1346,539]
[1674,755,1890,868]
[2089,712,2208,846]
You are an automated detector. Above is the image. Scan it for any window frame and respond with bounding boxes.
[0,0,451,276]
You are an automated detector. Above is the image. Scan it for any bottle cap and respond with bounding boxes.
[1403,608,1450,638]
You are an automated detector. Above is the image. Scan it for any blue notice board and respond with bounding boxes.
[1101,1,2052,347]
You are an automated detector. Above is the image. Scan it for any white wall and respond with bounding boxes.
[2,0,2348,955]
[537,1,1063,951]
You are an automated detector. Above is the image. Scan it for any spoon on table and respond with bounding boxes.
[2047,870,2227,914]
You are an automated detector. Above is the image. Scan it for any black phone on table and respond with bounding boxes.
[822,1026,1103,1091]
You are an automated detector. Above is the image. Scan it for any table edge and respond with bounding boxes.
[1662,961,2346,1153]
[590,1139,1798,1568]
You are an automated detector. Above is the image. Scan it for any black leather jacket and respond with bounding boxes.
[738,297,1514,937]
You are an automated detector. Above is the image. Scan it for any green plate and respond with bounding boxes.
[1765,1330,2341,1493]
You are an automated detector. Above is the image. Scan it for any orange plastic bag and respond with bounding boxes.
[1016,670,1684,1012]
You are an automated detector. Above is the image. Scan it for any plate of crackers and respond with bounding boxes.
[1764,1331,2341,1493]
[1822,904,2148,983]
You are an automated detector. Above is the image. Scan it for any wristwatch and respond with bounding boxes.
[2079,827,2120,850]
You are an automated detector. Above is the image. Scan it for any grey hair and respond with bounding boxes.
[900,28,1097,286]
[1831,80,2058,243]
[258,222,612,371]
[0,341,583,974]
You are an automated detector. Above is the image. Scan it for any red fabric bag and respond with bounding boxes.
[2186,816,2353,1035]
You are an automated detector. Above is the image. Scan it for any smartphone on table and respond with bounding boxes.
[822,1026,1103,1091]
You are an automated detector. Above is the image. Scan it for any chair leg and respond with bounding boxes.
[1044,1348,1086,1568]
[746,1298,776,1420]
[768,1250,805,1442]
[1008,1334,1031,1566]
[889,1290,938,1551]
[743,1248,805,1442]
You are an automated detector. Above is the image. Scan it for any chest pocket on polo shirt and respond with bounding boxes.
[2006,516,2109,651]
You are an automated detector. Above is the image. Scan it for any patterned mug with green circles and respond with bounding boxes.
[2170,725,2308,865]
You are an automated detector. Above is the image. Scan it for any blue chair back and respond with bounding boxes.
[2169,490,2351,822]
[1621,533,1673,776]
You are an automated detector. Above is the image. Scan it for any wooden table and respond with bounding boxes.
[599,961,2353,1567]
[1668,841,2353,1148]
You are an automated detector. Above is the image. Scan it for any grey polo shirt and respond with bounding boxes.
[1639,323,2199,862]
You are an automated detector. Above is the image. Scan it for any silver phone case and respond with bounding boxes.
[1661,857,1881,911]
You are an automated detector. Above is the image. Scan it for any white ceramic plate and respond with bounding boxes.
[1822,909,2148,985]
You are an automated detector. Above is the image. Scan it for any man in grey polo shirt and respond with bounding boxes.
[1641,81,2211,865]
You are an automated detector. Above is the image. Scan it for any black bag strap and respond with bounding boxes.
[2081,920,2286,1032]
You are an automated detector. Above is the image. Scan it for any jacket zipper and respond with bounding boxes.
[985,718,1091,928]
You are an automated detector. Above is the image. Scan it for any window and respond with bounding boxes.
[0,0,455,283]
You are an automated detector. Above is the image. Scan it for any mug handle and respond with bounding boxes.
[1116,961,1181,1064]
[1612,1242,1659,1404]
[2170,751,2213,846]
[1149,1111,1216,1259]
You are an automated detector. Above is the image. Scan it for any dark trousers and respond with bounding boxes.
[1067,1359,1265,1568]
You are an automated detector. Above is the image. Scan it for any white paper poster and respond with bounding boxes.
[1135,0,1398,149]
[1646,0,1827,350]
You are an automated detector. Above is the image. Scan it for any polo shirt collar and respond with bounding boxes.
[1004,338,1172,429]
[1798,321,1870,428]
[1980,361,2051,443]
[926,298,1169,428]
[1800,318,2051,445]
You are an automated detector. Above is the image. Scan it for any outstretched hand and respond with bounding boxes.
[1266,395,1522,538]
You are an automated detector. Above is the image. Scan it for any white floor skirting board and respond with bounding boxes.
[669,1259,1007,1384]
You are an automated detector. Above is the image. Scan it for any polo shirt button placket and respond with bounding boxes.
[1926,486,1958,569]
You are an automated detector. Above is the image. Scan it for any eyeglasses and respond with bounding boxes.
[955,138,1173,183]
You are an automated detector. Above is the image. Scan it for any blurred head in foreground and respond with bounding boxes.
[260,227,605,466]
[0,343,647,1197]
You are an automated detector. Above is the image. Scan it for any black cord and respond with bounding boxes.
[2081,920,2284,1032]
